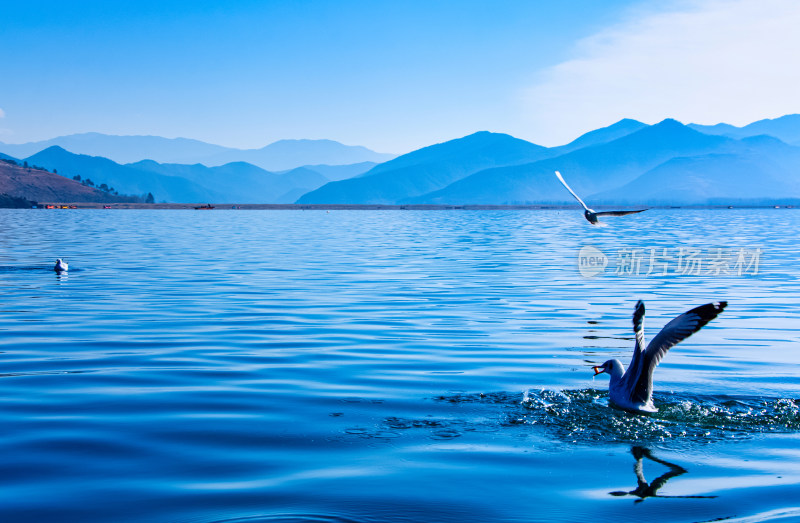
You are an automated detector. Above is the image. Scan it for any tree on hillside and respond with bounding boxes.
[73,174,81,182]
[145,192,155,204]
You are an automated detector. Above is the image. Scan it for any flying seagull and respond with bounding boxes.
[555,170,647,224]
[54,258,68,272]
[593,300,727,412]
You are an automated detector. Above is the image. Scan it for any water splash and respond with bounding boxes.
[434,389,800,445]
[524,390,800,443]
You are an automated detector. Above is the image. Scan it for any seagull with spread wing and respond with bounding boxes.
[555,170,647,224]
[593,300,727,412]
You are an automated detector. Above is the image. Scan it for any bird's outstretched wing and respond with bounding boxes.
[629,301,727,405]
[554,171,591,212]
[595,209,648,217]
[622,301,647,396]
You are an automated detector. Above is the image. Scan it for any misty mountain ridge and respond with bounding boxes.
[4,114,800,205]
[282,162,377,181]
[27,146,220,203]
[0,134,395,171]
[689,114,800,146]
[298,118,760,206]
[201,139,395,171]
[0,157,138,204]
[549,118,648,155]
[26,146,331,203]
[296,131,553,204]
[309,117,798,207]
[0,133,229,165]
[592,152,800,205]
[403,119,732,205]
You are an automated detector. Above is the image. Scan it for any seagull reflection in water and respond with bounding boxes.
[609,446,717,503]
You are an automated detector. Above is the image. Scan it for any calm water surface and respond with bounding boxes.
[1,209,799,522]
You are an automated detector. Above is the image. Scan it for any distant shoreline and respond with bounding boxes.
[16,203,798,210]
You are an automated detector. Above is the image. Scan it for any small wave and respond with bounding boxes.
[436,389,800,444]
[0,369,94,378]
[0,265,84,273]
[203,514,365,523]
[698,507,800,523]
[0,265,52,272]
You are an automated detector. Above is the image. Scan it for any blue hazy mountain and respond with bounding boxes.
[0,159,137,204]
[408,119,731,205]
[21,146,355,203]
[0,134,395,171]
[294,162,377,181]
[199,139,395,171]
[550,118,648,155]
[686,122,741,137]
[129,160,328,203]
[10,115,800,205]
[591,135,800,204]
[25,147,222,203]
[1,133,230,165]
[296,131,552,204]
[592,154,800,205]
[689,114,800,145]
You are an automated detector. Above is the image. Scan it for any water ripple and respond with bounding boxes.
[429,389,800,444]
[2,209,800,523]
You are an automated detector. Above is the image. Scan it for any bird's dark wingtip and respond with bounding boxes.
[687,301,727,332]
[632,300,645,333]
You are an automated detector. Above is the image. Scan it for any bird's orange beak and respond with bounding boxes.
[593,366,604,375]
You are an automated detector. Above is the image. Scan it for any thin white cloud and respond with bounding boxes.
[522,0,800,145]
[0,107,5,118]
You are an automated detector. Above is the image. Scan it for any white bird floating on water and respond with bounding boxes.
[593,300,727,413]
[54,258,69,272]
[555,170,647,224]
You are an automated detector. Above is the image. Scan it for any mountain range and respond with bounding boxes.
[128,160,329,204]
[297,131,551,204]
[296,119,661,205]
[404,119,730,205]
[300,116,800,206]
[688,114,800,146]
[0,157,136,203]
[0,134,395,171]
[3,114,800,206]
[593,135,800,205]
[22,146,362,203]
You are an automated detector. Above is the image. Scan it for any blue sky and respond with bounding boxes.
[1,1,798,153]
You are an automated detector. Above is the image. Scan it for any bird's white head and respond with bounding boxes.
[593,359,624,379]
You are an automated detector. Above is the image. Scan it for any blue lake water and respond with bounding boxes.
[1,208,799,522]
